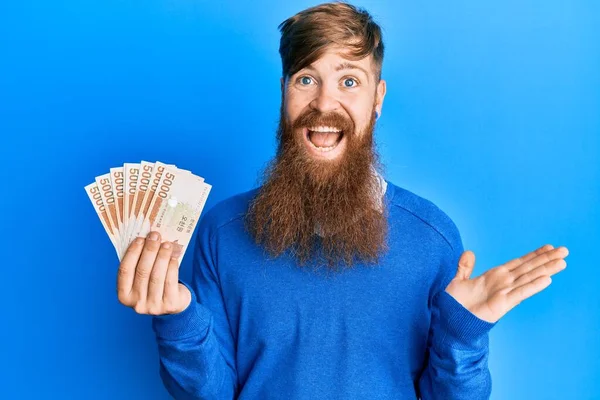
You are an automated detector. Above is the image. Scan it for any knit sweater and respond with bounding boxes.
[152,180,496,399]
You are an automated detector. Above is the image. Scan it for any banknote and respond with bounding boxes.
[130,161,176,243]
[109,167,125,254]
[154,178,211,264]
[127,161,153,250]
[84,182,119,254]
[143,167,212,263]
[95,173,122,259]
[123,162,140,251]
[85,161,211,262]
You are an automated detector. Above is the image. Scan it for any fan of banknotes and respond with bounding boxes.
[84,161,212,263]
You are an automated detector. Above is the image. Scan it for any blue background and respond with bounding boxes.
[1,0,598,398]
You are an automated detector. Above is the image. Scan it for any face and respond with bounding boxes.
[281,47,386,162]
[245,47,389,270]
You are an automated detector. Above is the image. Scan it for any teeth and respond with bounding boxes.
[308,126,342,133]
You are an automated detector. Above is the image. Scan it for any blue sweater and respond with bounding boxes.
[152,180,496,399]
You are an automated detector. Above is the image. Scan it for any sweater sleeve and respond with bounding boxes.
[151,214,238,400]
[417,226,497,400]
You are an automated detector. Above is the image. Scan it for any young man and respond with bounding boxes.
[116,3,569,399]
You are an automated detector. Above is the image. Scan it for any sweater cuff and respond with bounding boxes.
[435,290,496,347]
[152,280,211,340]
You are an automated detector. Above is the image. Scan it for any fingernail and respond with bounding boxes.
[162,242,171,249]
[135,237,144,245]
[148,232,159,241]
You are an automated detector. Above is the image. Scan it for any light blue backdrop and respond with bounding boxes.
[1,1,598,399]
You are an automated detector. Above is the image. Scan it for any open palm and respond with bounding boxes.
[445,244,569,323]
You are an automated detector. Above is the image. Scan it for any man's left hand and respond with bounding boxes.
[445,244,569,323]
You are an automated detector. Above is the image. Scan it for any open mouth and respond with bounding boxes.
[305,126,345,152]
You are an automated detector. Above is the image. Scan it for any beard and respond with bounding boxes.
[245,101,389,272]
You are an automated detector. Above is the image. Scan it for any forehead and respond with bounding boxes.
[301,47,375,77]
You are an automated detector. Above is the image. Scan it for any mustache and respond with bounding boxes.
[292,109,355,134]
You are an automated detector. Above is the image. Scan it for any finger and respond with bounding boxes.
[132,231,162,302]
[147,241,174,309]
[164,254,181,305]
[171,242,183,260]
[511,257,567,288]
[456,251,475,280]
[505,244,554,271]
[511,246,569,279]
[117,237,145,304]
[506,275,552,308]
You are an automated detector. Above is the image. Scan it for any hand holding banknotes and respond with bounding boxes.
[117,230,191,315]
[85,160,212,315]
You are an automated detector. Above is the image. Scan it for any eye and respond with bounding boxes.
[298,76,314,86]
[343,77,359,88]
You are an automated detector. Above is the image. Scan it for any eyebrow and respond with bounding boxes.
[334,62,370,80]
[303,62,370,82]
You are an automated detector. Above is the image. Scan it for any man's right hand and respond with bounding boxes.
[117,231,191,315]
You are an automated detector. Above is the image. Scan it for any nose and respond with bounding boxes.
[309,84,340,114]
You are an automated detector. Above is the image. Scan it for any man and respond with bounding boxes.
[116,2,569,399]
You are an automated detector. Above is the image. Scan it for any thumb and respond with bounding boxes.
[455,250,476,280]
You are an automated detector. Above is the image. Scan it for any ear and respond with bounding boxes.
[375,79,386,118]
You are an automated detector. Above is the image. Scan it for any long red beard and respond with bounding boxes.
[245,103,389,271]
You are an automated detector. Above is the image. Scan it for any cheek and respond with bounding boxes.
[346,113,368,136]
[285,91,310,121]
[349,101,377,135]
